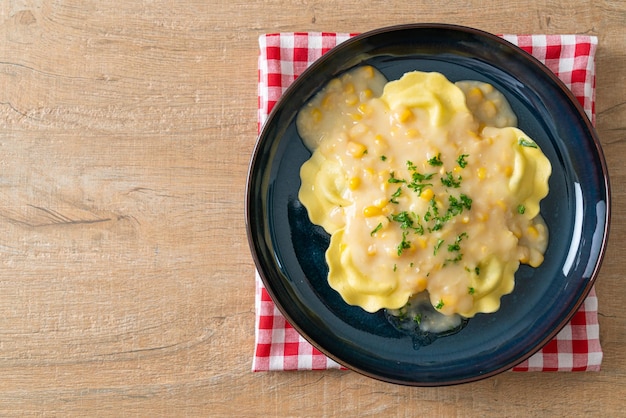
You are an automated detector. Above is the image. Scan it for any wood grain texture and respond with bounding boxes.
[0,0,624,416]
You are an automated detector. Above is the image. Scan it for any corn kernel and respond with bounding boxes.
[453,165,462,174]
[347,141,367,158]
[395,108,413,123]
[416,237,428,249]
[405,128,419,138]
[328,78,342,90]
[360,88,373,101]
[311,107,322,123]
[373,134,388,151]
[349,123,368,139]
[363,206,382,217]
[357,103,373,116]
[367,244,377,256]
[343,82,355,94]
[348,176,361,190]
[442,294,458,309]
[388,247,402,259]
[345,95,358,106]
[415,277,427,292]
[461,215,470,224]
[478,212,489,222]
[420,188,434,201]
[363,65,375,79]
[321,93,333,109]
[503,165,513,177]
[496,199,507,210]
[477,167,487,180]
[526,225,539,239]
[467,87,484,103]
[468,130,481,141]
[481,100,497,118]
[374,198,387,209]
[349,112,362,121]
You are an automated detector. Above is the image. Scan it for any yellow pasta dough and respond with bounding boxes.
[297,65,551,318]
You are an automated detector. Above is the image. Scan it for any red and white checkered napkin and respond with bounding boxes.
[253,32,602,372]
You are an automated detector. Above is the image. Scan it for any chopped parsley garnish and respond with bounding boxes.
[435,300,445,310]
[468,287,475,295]
[407,173,434,194]
[424,200,442,231]
[424,198,439,222]
[441,171,462,188]
[430,216,446,232]
[427,153,443,166]
[390,211,413,229]
[370,222,383,236]
[444,233,467,263]
[518,138,538,148]
[446,253,463,263]
[388,171,406,184]
[460,194,473,210]
[517,204,526,214]
[405,161,435,194]
[397,230,411,256]
[413,314,422,324]
[447,232,467,252]
[447,194,472,216]
[475,267,480,276]
[456,154,469,168]
[389,211,424,235]
[411,172,434,183]
[434,238,444,255]
[380,155,387,161]
[389,187,402,204]
[424,194,472,233]
[396,306,407,320]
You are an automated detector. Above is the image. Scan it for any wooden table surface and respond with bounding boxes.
[0,1,624,416]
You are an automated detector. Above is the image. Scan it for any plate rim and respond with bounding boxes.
[246,23,611,386]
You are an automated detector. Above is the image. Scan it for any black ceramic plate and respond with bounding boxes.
[246,24,610,386]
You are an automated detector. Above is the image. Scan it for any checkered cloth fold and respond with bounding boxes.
[253,32,602,372]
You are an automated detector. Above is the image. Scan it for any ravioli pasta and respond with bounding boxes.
[297,66,551,317]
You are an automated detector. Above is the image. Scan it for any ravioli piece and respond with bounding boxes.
[299,150,350,234]
[381,72,471,127]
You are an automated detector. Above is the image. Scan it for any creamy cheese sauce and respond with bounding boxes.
[296,66,551,323]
